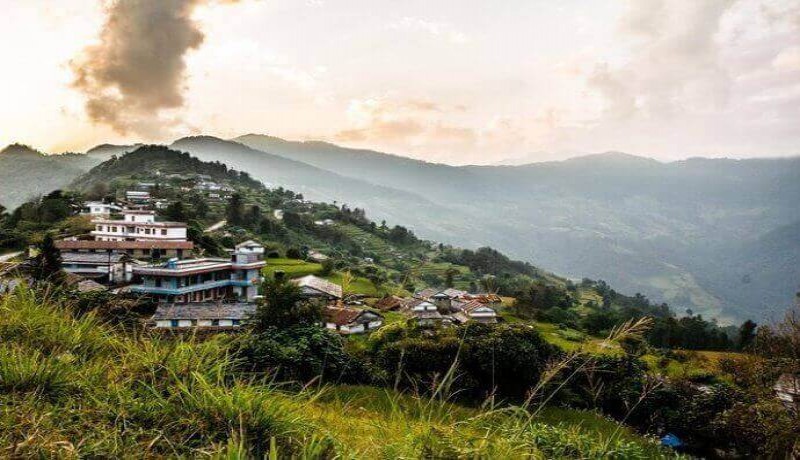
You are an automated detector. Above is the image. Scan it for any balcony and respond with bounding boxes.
[131,279,232,296]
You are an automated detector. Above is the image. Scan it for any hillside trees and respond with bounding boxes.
[32,233,63,283]
[226,192,245,225]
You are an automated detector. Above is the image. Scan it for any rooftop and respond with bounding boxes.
[292,275,343,299]
[56,239,194,250]
[62,252,129,264]
[152,302,256,321]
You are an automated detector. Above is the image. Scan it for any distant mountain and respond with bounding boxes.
[492,150,588,166]
[170,136,482,244]
[3,131,796,321]
[85,143,142,162]
[0,144,99,209]
[231,134,800,322]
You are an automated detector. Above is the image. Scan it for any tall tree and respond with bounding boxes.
[226,192,244,225]
[164,200,188,222]
[251,275,318,331]
[737,319,758,350]
[33,233,64,283]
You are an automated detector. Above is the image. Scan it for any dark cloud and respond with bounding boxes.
[71,0,235,137]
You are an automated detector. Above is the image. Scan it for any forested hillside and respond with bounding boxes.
[234,135,800,322]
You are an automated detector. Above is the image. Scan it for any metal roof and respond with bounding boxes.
[151,302,256,320]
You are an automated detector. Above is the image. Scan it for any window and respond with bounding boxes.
[212,319,220,326]
[170,320,178,327]
[232,320,241,326]
[161,229,167,235]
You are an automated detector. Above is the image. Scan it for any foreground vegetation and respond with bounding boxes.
[0,287,675,458]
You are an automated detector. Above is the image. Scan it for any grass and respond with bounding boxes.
[262,258,322,278]
[0,286,678,458]
[642,349,745,381]
[500,311,621,355]
[262,258,400,297]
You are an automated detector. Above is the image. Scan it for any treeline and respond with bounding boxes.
[439,246,540,279]
[0,190,86,251]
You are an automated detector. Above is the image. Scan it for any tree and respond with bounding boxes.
[737,319,757,350]
[319,258,334,276]
[33,233,64,283]
[164,201,188,222]
[193,196,209,220]
[226,192,245,225]
[250,275,319,331]
[444,267,459,288]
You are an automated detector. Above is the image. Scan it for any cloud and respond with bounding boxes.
[589,0,735,120]
[331,95,479,158]
[388,17,469,44]
[71,0,238,138]
[772,46,800,71]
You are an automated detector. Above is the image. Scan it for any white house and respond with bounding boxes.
[125,190,151,204]
[273,209,284,220]
[91,209,188,242]
[151,302,255,328]
[81,201,122,217]
[410,301,448,326]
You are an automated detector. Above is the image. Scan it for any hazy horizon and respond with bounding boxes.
[1,0,799,164]
[2,132,799,167]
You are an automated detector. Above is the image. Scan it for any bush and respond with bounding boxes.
[370,323,557,400]
[286,247,302,259]
[236,325,371,384]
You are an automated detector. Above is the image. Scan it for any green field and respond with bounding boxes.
[263,258,323,278]
[262,258,400,297]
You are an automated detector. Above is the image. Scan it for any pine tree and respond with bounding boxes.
[34,233,64,283]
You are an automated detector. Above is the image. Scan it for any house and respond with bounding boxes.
[775,374,800,408]
[453,299,498,323]
[415,288,498,323]
[151,302,255,328]
[125,190,151,204]
[292,275,342,300]
[235,240,265,256]
[313,219,335,226]
[375,294,405,311]
[410,301,449,326]
[131,243,265,303]
[323,306,383,334]
[81,201,122,217]
[91,209,188,242]
[55,239,194,261]
[273,209,284,220]
[61,252,137,284]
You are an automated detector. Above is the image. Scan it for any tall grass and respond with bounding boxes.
[0,286,677,458]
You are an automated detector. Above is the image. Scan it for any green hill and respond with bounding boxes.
[0,144,99,209]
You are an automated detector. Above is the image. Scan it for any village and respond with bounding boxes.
[2,176,500,336]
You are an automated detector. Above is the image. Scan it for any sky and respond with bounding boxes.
[0,0,798,165]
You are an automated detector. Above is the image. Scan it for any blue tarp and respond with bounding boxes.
[660,433,683,448]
